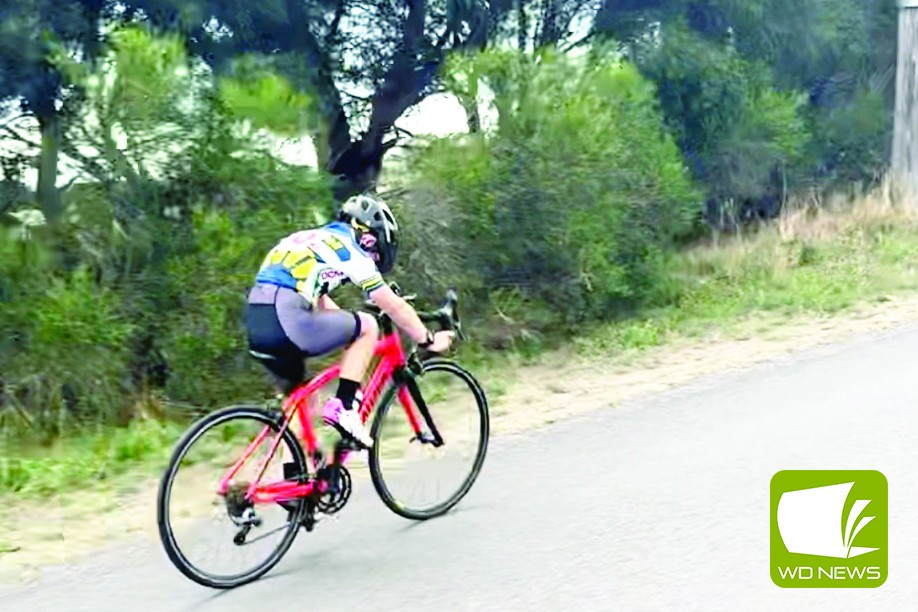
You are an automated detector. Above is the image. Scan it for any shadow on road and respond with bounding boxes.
[395,502,490,533]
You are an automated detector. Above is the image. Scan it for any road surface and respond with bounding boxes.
[4,324,918,611]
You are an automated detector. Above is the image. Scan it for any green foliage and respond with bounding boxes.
[641,23,810,205]
[808,88,890,184]
[220,60,316,136]
[404,50,701,338]
[106,28,191,129]
[0,418,183,496]
[601,1,897,213]
[0,25,336,434]
[160,161,332,405]
[0,231,135,434]
[0,152,333,433]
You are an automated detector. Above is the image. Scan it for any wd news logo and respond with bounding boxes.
[770,470,887,588]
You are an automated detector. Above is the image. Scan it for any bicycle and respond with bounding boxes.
[156,286,489,589]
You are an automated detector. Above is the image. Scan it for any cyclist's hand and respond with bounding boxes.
[426,331,455,353]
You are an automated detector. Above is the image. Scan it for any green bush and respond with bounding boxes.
[0,231,134,434]
[807,88,889,186]
[159,161,332,406]
[640,23,811,207]
[400,50,701,336]
[0,147,334,434]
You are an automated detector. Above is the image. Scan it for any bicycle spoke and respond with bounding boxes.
[158,407,306,587]
[370,360,488,519]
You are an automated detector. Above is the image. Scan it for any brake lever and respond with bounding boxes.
[435,289,465,341]
[454,322,468,342]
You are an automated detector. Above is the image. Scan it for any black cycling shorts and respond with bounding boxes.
[244,284,361,391]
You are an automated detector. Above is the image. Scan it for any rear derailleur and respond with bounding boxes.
[225,482,263,545]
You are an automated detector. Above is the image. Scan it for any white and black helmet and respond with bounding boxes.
[339,193,399,274]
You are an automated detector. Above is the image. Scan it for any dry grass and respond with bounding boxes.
[693,179,917,276]
[579,179,918,356]
[778,179,918,242]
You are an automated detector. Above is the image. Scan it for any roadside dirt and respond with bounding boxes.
[4,293,918,583]
[492,294,918,435]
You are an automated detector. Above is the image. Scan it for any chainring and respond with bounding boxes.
[316,466,352,514]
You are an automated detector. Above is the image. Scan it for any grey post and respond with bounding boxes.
[893,0,918,199]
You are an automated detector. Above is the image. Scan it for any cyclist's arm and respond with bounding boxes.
[318,294,339,310]
[369,285,454,353]
[342,250,452,351]
[368,284,429,343]
[338,249,426,340]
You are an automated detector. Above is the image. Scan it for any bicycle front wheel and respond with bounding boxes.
[157,405,307,589]
[369,358,489,520]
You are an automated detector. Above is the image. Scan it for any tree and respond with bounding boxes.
[595,0,897,123]
[113,1,515,198]
[593,0,897,217]
[0,1,110,224]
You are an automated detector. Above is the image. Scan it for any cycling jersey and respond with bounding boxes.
[254,222,385,306]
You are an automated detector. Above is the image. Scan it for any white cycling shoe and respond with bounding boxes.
[322,398,373,449]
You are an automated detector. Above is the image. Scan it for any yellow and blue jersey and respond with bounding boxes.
[255,222,384,305]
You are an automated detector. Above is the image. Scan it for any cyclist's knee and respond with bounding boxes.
[356,311,378,338]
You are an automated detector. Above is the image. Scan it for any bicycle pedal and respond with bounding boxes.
[334,436,368,453]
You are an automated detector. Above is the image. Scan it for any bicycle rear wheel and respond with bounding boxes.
[369,358,489,520]
[157,405,307,589]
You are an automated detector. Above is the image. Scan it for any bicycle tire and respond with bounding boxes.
[157,405,307,589]
[369,358,489,520]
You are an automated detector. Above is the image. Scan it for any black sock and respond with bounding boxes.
[336,378,361,410]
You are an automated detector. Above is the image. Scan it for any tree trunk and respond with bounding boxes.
[327,133,386,201]
[518,0,529,50]
[460,95,482,133]
[326,1,430,200]
[36,112,62,225]
[537,0,562,47]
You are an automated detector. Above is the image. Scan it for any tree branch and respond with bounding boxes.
[61,140,110,183]
[0,125,40,149]
[517,0,528,50]
[561,30,595,52]
[286,0,352,168]
[366,0,429,137]
[326,1,347,45]
[0,113,33,131]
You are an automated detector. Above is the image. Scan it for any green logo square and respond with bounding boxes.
[770,470,887,588]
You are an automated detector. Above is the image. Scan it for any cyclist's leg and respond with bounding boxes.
[244,284,306,394]
[273,289,377,446]
[244,285,310,474]
[340,312,378,382]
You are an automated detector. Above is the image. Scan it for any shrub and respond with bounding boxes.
[158,156,333,406]
[399,50,701,333]
[0,231,135,434]
[0,149,334,433]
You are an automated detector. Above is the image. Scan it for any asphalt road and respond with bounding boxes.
[4,324,918,611]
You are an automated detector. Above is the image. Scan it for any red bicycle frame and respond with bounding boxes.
[216,329,423,505]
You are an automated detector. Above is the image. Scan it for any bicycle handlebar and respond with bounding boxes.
[364,284,466,342]
[417,289,465,340]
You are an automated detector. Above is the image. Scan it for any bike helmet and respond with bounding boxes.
[338,193,399,274]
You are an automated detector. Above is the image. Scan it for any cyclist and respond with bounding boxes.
[244,193,453,448]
